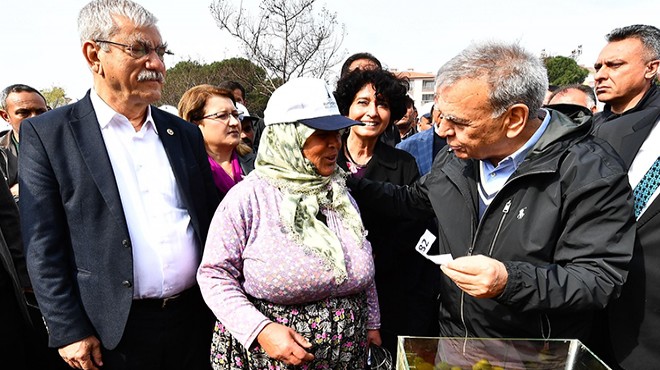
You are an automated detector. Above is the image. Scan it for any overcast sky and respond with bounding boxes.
[1,0,658,101]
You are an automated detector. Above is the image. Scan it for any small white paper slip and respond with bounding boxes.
[424,253,454,265]
[415,229,436,255]
[415,229,454,265]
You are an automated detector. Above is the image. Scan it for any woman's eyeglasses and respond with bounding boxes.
[202,111,243,123]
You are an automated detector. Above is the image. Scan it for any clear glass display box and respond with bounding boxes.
[396,336,610,370]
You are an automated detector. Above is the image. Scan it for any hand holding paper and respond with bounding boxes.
[440,255,508,299]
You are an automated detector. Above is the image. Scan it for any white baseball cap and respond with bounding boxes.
[263,77,360,130]
[235,102,259,124]
[159,104,179,117]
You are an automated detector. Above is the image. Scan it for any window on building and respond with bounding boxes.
[422,80,435,91]
[422,94,434,105]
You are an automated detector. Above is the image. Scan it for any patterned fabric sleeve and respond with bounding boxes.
[366,279,381,330]
[197,192,271,349]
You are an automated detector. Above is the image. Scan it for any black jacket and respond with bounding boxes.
[0,175,30,323]
[593,83,660,126]
[338,140,421,275]
[349,109,635,341]
[593,83,660,368]
[339,140,422,275]
[0,130,18,190]
[339,140,441,354]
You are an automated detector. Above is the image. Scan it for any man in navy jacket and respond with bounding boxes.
[19,1,219,369]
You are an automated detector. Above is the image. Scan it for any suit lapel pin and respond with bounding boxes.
[167,128,174,136]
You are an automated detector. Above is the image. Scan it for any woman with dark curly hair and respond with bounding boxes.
[333,69,413,178]
[334,68,442,357]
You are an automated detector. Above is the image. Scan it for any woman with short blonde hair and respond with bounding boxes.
[178,84,255,198]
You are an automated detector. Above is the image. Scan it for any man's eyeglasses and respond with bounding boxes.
[94,39,173,60]
[202,111,243,123]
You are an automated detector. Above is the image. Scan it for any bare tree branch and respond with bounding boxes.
[210,0,347,93]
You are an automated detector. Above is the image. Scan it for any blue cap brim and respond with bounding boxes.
[299,115,363,131]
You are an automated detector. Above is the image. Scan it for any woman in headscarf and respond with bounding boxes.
[197,77,381,369]
[178,85,255,198]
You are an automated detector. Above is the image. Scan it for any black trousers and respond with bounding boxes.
[101,287,215,370]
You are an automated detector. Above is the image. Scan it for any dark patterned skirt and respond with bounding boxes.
[210,293,368,369]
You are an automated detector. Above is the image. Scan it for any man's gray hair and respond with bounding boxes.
[435,41,548,119]
[606,24,660,61]
[78,0,158,46]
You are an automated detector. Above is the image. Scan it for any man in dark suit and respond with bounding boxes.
[19,1,219,369]
[592,24,660,369]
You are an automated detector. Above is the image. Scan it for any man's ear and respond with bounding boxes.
[645,60,659,80]
[83,41,103,75]
[505,103,529,139]
[0,110,9,122]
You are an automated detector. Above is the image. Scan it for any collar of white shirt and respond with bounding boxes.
[90,89,157,134]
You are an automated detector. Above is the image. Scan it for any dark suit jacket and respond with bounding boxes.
[593,93,660,368]
[19,93,220,350]
[0,174,30,324]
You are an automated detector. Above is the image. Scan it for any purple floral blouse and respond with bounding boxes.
[197,173,380,349]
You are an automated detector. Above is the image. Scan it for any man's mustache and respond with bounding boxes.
[137,70,164,82]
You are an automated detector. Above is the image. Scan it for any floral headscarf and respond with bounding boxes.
[254,122,366,283]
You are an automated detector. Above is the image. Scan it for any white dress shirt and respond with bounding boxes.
[91,90,199,299]
[628,118,660,219]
